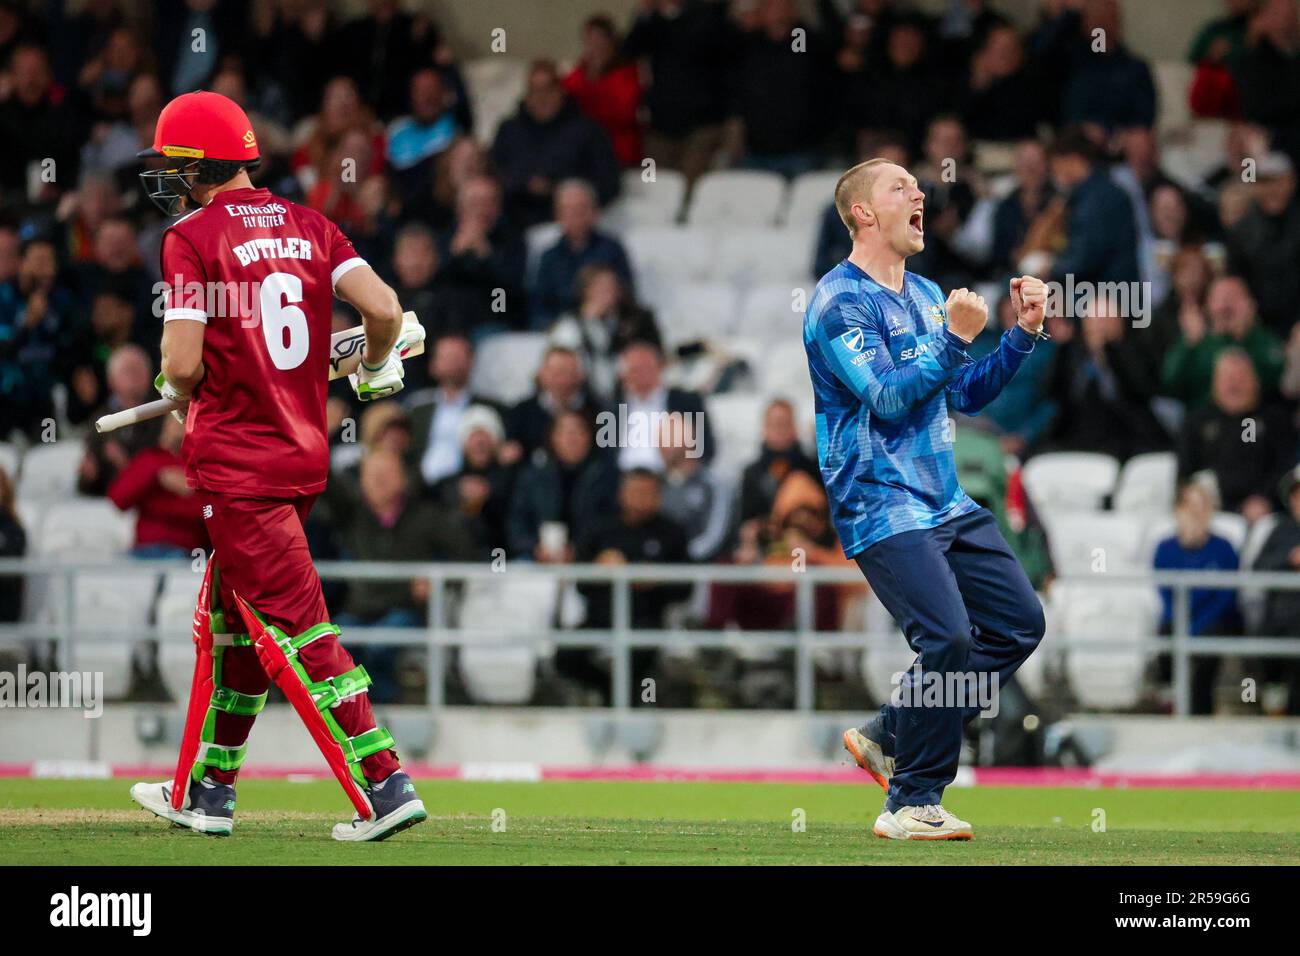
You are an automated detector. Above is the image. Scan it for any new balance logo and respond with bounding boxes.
[202,505,213,519]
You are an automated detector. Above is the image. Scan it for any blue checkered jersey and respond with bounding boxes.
[803,260,1037,557]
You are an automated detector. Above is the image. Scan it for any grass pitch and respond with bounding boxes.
[1,778,1297,865]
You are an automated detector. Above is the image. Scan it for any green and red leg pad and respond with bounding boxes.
[170,560,391,820]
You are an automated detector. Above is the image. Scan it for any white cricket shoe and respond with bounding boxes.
[874,804,973,841]
[331,770,427,842]
[130,778,235,836]
[843,727,893,791]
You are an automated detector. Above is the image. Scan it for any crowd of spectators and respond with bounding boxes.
[2,0,1300,711]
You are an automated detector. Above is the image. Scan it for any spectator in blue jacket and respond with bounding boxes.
[1153,481,1242,714]
[1046,128,1140,285]
[492,60,621,229]
[530,179,633,330]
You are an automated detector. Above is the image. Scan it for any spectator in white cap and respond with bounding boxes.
[1226,150,1300,329]
[430,404,515,556]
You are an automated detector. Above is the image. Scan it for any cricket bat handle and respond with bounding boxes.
[94,311,425,434]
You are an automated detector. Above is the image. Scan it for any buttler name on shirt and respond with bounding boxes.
[231,236,314,267]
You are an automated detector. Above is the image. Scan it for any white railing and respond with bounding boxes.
[1,558,1299,715]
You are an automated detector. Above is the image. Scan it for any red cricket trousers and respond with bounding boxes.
[200,491,399,784]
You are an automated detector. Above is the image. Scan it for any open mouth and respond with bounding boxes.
[908,209,924,236]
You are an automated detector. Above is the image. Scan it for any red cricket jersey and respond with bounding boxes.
[160,186,365,497]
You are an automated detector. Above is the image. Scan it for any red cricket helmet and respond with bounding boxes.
[138,91,261,216]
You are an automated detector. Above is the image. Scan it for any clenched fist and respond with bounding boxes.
[945,288,988,343]
[1011,275,1047,335]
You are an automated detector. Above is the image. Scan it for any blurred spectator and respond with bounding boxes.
[1236,0,1300,164]
[991,139,1055,275]
[1188,0,1254,119]
[506,346,603,461]
[75,23,148,120]
[547,265,660,400]
[291,76,384,199]
[730,0,833,178]
[1225,151,1300,330]
[1152,481,1241,714]
[79,71,162,179]
[508,409,619,560]
[75,216,154,332]
[658,418,732,562]
[250,0,343,121]
[430,404,515,556]
[1141,244,1216,380]
[957,23,1048,141]
[1162,274,1285,406]
[386,222,479,358]
[1254,463,1300,712]
[406,333,502,488]
[0,44,86,206]
[402,134,488,232]
[491,59,620,228]
[209,67,293,185]
[1177,348,1293,520]
[1042,297,1169,460]
[530,179,633,329]
[78,344,159,495]
[57,173,123,265]
[0,238,76,440]
[157,0,243,96]
[1032,129,1139,284]
[908,115,981,286]
[106,415,207,558]
[738,399,819,526]
[1033,0,1156,133]
[386,67,462,204]
[333,0,447,122]
[0,464,24,623]
[963,296,1058,457]
[333,448,477,701]
[612,340,712,470]
[563,15,642,168]
[65,287,137,425]
[574,468,692,701]
[434,174,528,332]
[624,0,732,185]
[854,17,947,154]
[714,469,849,633]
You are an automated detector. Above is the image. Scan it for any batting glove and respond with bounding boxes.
[154,371,190,424]
[350,350,405,402]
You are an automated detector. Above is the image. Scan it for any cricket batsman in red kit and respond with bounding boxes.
[129,91,427,841]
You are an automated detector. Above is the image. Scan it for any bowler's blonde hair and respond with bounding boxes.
[834,157,896,238]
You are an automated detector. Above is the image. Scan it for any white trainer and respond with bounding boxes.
[843,727,894,791]
[873,804,973,841]
[130,779,235,836]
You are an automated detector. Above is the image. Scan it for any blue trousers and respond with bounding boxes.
[855,508,1044,810]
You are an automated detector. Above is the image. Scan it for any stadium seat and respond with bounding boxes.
[1162,120,1231,192]
[756,340,813,405]
[0,441,20,480]
[1239,512,1280,634]
[623,225,715,292]
[1151,60,1194,133]
[1054,582,1159,710]
[783,169,840,229]
[17,442,84,503]
[1112,451,1177,515]
[1045,511,1149,577]
[1021,452,1120,517]
[703,392,766,483]
[603,167,687,228]
[738,282,813,341]
[524,221,562,287]
[710,227,814,284]
[652,280,739,346]
[33,499,133,558]
[455,576,556,704]
[461,57,528,142]
[685,170,786,227]
[469,332,549,405]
